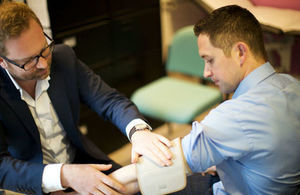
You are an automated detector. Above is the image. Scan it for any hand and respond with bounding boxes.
[61,164,126,195]
[201,166,217,176]
[131,130,173,166]
[50,191,80,195]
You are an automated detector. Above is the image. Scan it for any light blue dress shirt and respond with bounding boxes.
[182,62,300,195]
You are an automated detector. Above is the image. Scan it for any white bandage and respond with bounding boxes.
[136,138,187,195]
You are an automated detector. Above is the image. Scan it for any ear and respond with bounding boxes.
[232,42,247,66]
[0,57,8,69]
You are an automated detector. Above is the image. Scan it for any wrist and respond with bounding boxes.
[129,124,151,140]
[60,164,72,188]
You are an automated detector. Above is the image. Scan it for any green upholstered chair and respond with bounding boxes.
[131,25,223,124]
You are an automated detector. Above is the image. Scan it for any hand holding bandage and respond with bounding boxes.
[137,138,187,195]
[108,138,188,195]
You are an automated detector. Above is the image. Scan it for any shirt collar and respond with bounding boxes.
[5,69,21,91]
[232,62,275,99]
[5,69,51,101]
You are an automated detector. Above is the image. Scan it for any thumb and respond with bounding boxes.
[91,164,112,171]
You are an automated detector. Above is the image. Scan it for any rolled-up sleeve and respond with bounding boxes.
[181,100,251,173]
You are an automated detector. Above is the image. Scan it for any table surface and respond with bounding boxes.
[194,0,300,35]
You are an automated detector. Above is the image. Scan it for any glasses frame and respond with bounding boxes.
[0,32,55,71]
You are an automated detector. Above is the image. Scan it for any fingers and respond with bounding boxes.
[157,134,172,147]
[146,148,167,166]
[131,131,174,166]
[91,164,112,171]
[131,151,139,164]
[153,140,173,166]
[154,136,173,159]
[96,182,122,195]
[63,164,127,195]
[69,192,81,195]
[99,173,126,193]
[50,191,80,195]
[90,168,126,195]
[146,133,173,165]
[92,189,104,195]
[137,144,170,166]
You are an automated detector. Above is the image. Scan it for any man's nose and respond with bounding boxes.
[203,64,212,78]
[36,57,48,69]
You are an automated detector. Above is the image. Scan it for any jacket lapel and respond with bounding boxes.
[47,67,82,146]
[0,72,41,144]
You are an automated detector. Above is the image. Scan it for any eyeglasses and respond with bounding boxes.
[0,32,55,71]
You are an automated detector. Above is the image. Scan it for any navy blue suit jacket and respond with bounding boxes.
[0,44,144,194]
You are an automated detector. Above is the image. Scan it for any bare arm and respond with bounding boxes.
[108,164,139,195]
[51,164,139,195]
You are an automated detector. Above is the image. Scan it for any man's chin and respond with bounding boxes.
[36,69,50,80]
[220,87,235,94]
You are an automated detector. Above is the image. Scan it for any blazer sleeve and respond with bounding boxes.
[54,44,145,135]
[0,122,46,195]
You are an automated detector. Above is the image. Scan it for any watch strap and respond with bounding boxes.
[129,124,150,140]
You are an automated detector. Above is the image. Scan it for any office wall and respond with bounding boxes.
[160,0,300,75]
[160,0,206,63]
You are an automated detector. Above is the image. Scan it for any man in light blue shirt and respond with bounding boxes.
[181,5,300,195]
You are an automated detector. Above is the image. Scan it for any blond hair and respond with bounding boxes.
[0,1,42,55]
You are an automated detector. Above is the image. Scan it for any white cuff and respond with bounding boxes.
[42,164,66,193]
[125,118,152,140]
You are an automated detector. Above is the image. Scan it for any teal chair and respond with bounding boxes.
[131,26,223,125]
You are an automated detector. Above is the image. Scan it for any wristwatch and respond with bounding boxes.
[129,124,151,140]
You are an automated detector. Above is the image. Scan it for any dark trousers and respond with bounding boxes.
[170,173,220,195]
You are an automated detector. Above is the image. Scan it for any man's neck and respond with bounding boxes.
[242,55,266,81]
[16,79,37,99]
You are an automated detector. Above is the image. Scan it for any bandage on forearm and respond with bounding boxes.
[136,138,187,195]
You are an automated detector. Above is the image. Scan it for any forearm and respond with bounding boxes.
[108,164,139,195]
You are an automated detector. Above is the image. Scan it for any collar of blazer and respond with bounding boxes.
[0,68,41,144]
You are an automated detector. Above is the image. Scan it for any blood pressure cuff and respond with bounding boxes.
[136,138,187,195]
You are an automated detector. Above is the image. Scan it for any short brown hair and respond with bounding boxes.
[0,1,42,55]
[194,5,267,60]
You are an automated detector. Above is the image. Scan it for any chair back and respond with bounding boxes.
[166,25,206,79]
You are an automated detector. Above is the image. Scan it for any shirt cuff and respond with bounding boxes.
[125,118,152,140]
[42,164,66,193]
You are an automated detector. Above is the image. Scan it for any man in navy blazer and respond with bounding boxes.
[0,2,173,194]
